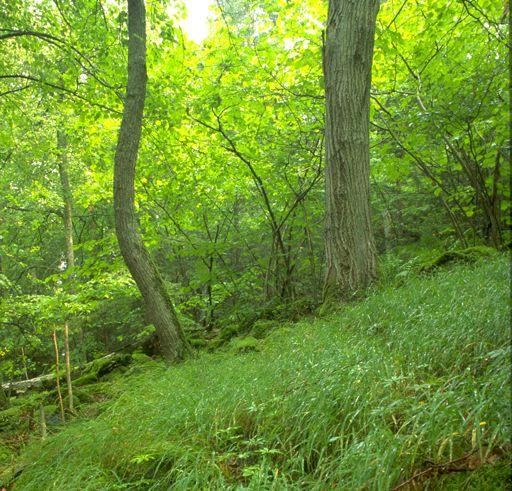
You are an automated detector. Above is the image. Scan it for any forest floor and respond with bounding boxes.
[1,255,510,490]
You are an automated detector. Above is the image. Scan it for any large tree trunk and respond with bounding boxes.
[113,0,189,362]
[323,0,379,300]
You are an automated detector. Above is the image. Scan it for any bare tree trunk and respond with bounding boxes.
[323,0,379,300]
[57,129,74,412]
[113,0,189,362]
[52,330,65,423]
[58,130,74,270]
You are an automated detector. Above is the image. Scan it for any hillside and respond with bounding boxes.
[1,1,509,489]
[4,256,510,490]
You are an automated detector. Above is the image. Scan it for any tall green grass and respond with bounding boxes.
[11,256,511,489]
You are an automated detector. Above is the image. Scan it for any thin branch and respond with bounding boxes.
[0,74,121,114]
[0,84,31,97]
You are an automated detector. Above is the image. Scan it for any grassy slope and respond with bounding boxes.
[12,256,511,490]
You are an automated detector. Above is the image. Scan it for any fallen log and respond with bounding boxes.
[1,373,55,393]
[2,352,133,395]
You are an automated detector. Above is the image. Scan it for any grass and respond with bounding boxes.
[7,255,511,489]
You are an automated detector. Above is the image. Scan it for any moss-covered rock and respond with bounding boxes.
[73,372,98,387]
[8,391,47,411]
[72,353,134,388]
[220,323,243,342]
[66,386,100,408]
[76,382,110,397]
[419,246,497,273]
[131,352,153,363]
[82,353,133,379]
[207,323,243,350]
[189,338,207,348]
[250,319,278,339]
[229,336,260,354]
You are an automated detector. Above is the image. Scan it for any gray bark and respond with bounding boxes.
[113,0,189,362]
[323,0,379,299]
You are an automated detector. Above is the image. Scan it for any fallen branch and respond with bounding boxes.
[392,450,478,490]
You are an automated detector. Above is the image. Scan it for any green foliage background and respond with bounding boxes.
[0,0,508,390]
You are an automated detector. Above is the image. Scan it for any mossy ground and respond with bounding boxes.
[3,255,510,490]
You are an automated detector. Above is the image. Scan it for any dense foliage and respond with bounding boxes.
[0,0,508,379]
[0,0,509,486]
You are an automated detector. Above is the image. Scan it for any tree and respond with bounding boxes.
[113,0,189,362]
[323,0,379,300]
[0,0,507,377]
[371,0,509,249]
[57,127,74,412]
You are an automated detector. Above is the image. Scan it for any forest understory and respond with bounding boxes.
[1,254,510,489]
[0,0,510,489]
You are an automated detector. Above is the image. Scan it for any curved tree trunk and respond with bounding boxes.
[114,0,189,362]
[323,0,379,300]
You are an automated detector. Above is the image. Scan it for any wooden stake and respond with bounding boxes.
[52,330,65,423]
[63,322,73,412]
[39,404,47,439]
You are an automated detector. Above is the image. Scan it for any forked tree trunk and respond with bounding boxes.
[113,0,189,362]
[323,0,379,300]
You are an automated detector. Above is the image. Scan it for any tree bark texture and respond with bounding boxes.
[323,0,379,299]
[113,0,189,362]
